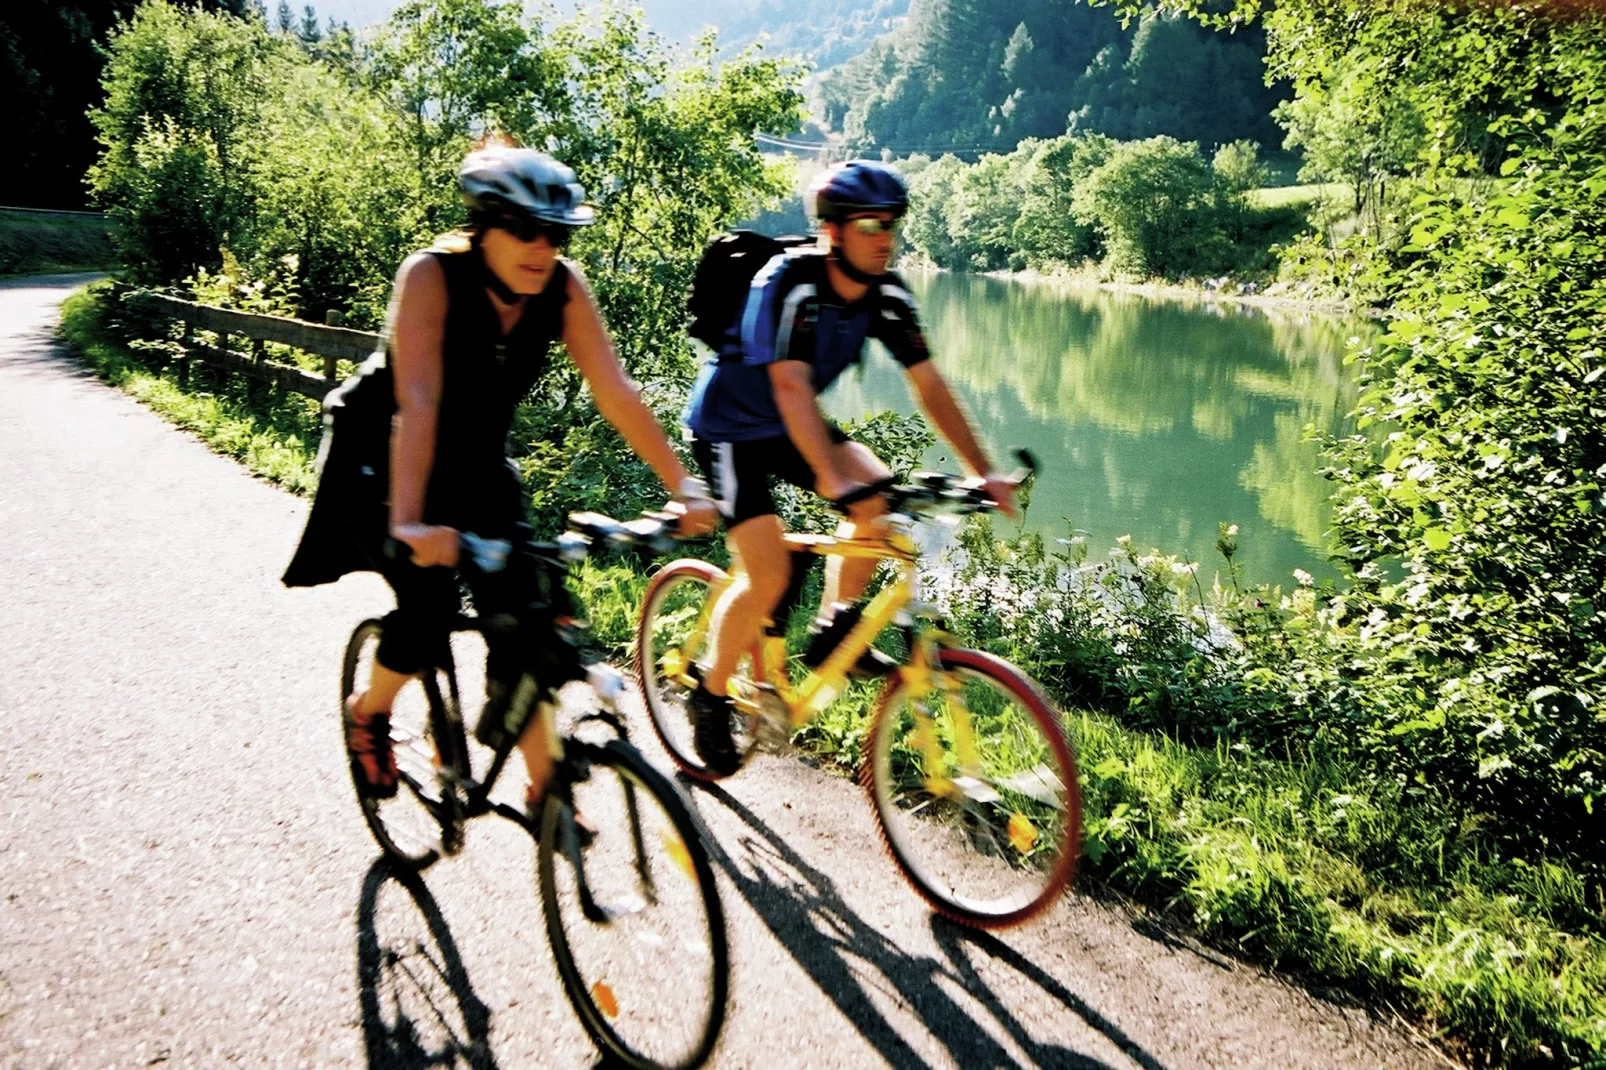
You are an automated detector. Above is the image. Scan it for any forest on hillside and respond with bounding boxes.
[817,0,1285,156]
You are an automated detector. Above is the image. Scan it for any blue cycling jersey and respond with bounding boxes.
[683,248,930,442]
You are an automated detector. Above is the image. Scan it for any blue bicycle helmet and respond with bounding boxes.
[807,161,909,222]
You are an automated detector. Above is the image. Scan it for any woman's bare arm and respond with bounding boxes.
[386,253,459,563]
[560,267,717,532]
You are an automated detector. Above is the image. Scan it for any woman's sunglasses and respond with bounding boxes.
[493,215,573,248]
[846,216,900,236]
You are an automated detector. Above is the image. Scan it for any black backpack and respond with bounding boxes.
[686,230,813,350]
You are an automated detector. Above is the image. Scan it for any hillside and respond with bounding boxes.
[817,0,1285,155]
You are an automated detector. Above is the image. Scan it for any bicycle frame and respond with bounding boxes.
[658,519,991,789]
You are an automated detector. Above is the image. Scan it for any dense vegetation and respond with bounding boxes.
[57,0,1606,1063]
[896,133,1304,278]
[817,0,1284,156]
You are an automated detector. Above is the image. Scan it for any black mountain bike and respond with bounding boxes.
[339,513,728,1070]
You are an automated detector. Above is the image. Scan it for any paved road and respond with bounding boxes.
[0,275,1447,1069]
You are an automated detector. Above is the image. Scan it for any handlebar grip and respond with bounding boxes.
[831,476,899,513]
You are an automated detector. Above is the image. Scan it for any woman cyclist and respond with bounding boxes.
[283,144,717,808]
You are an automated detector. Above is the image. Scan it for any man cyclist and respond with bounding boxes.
[682,159,1016,775]
[283,145,718,807]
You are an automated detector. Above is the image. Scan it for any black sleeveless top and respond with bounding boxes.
[282,248,571,587]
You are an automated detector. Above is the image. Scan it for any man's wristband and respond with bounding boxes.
[675,475,711,502]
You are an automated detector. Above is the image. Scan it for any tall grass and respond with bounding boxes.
[57,283,321,492]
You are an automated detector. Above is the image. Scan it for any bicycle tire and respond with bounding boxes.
[863,647,1081,929]
[636,559,741,781]
[341,619,455,869]
[538,738,729,1070]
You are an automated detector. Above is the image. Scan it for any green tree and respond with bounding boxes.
[1210,138,1266,241]
[901,153,967,267]
[89,1,275,281]
[944,151,1024,270]
[1072,135,1214,278]
[0,0,252,209]
[1275,54,1425,225]
[366,0,562,235]
[1012,133,1112,268]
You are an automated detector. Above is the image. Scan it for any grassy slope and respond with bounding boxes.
[1,211,118,275]
[56,280,1606,1067]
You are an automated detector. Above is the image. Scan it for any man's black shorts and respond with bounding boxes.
[689,424,850,527]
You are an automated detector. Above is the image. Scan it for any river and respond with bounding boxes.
[825,271,1372,587]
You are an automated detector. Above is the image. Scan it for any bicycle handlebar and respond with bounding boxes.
[382,510,681,575]
[830,447,1038,517]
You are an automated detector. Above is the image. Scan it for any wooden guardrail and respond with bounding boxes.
[117,287,382,400]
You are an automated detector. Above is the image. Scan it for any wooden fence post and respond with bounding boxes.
[252,337,268,402]
[177,318,192,389]
[323,309,344,382]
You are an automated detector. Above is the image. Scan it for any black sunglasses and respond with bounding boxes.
[492,215,573,248]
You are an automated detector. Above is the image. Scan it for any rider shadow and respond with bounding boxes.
[929,919,1169,1070]
[684,779,1165,1070]
[355,858,497,1070]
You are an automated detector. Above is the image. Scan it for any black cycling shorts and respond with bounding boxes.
[690,424,850,527]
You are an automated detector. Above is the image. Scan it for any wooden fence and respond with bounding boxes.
[115,287,381,400]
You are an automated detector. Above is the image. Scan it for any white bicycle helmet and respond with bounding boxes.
[459,146,595,226]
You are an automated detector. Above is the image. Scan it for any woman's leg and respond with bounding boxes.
[349,563,456,788]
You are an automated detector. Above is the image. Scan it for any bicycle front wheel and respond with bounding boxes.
[864,648,1081,928]
[539,739,729,1070]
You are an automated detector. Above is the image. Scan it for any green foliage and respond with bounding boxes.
[1065,10,1284,151]
[1274,54,1427,225]
[1011,135,1111,269]
[0,0,253,209]
[89,2,275,282]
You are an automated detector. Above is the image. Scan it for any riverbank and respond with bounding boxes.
[977,262,1372,317]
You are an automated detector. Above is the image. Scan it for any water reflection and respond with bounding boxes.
[826,271,1369,585]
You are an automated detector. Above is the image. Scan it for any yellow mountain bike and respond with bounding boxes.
[635,454,1081,929]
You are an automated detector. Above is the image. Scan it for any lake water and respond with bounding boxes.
[825,271,1371,587]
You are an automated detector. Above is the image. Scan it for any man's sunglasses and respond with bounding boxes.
[846,216,900,236]
[492,215,573,248]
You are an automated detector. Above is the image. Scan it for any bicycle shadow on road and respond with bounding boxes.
[684,779,1165,1070]
[355,857,497,1070]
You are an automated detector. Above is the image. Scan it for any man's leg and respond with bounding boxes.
[819,439,892,606]
[703,513,791,697]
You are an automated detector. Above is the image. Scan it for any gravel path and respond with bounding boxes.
[0,275,1449,1069]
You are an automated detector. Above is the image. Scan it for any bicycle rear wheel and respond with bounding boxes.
[341,619,459,868]
[636,560,751,780]
[863,648,1081,928]
[539,739,728,1070]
